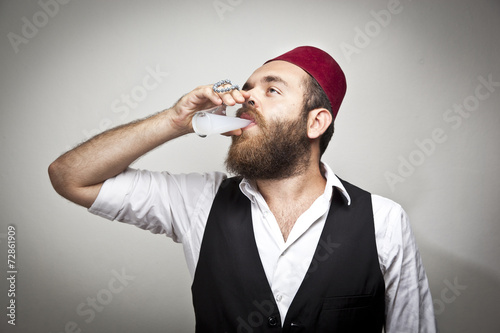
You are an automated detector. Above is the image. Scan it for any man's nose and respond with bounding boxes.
[243,89,258,108]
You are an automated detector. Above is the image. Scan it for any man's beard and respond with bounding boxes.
[225,107,311,180]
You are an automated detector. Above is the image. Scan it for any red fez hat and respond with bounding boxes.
[264,46,347,120]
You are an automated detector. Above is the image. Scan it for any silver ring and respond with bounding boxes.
[213,79,240,93]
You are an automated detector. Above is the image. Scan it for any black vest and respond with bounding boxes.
[192,177,385,332]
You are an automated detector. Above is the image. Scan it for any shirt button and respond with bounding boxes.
[267,316,278,327]
[276,294,282,302]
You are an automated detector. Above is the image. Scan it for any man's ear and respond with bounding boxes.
[307,108,332,139]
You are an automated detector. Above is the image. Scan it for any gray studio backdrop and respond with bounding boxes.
[1,0,499,332]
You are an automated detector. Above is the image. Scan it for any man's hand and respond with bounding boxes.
[48,83,249,208]
[169,84,250,134]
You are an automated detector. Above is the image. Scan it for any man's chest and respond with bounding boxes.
[269,202,312,242]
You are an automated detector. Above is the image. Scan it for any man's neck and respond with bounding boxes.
[256,164,326,202]
[253,161,326,242]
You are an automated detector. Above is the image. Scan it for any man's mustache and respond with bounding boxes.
[235,104,265,126]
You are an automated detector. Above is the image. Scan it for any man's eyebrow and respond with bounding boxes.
[242,75,289,91]
[263,75,288,87]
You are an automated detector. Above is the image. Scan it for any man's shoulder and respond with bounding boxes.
[336,177,405,217]
[370,193,408,235]
[371,193,403,211]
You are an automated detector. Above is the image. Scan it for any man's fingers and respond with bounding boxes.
[220,93,236,106]
[231,89,249,104]
[213,82,249,106]
[195,85,223,106]
[175,82,248,120]
[217,88,246,106]
[239,90,251,100]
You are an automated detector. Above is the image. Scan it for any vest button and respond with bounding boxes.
[267,316,278,327]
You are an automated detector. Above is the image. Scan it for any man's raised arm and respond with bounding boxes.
[48,84,249,208]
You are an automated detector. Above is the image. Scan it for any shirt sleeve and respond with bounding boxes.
[88,167,226,243]
[372,195,437,333]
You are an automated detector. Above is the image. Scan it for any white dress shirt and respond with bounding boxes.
[89,163,436,332]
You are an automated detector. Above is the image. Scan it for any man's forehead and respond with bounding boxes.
[244,60,308,88]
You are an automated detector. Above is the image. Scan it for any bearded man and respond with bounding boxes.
[49,46,436,332]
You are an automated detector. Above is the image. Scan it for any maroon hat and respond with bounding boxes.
[264,46,347,120]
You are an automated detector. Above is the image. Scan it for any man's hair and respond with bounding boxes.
[302,74,334,156]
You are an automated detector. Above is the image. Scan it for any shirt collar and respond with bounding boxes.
[238,162,351,206]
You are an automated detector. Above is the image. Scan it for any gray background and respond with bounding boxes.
[1,0,499,332]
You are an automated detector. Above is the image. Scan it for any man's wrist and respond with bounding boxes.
[160,108,194,137]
